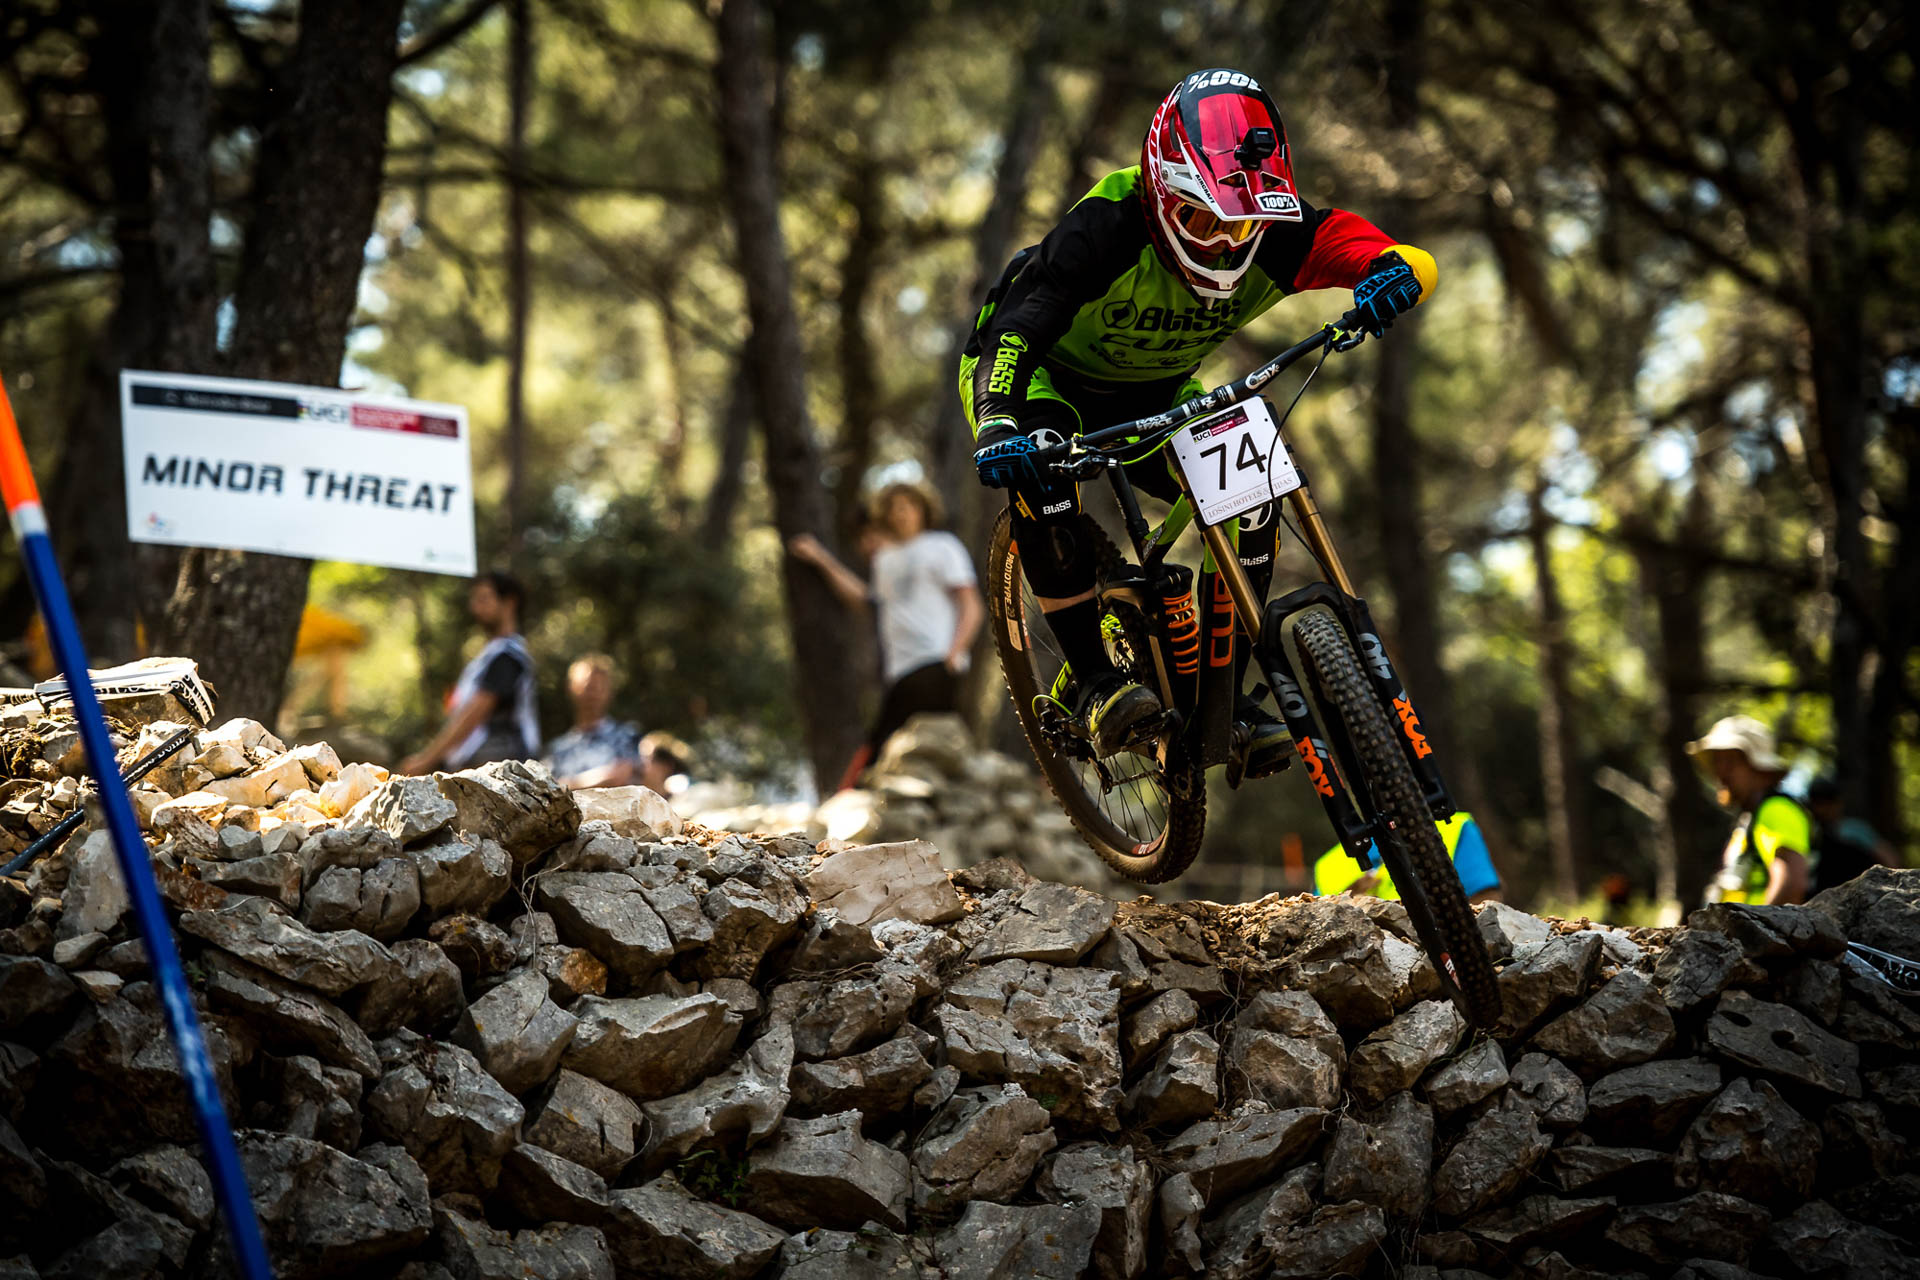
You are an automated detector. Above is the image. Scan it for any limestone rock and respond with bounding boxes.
[1704,990,1861,1097]
[435,760,580,866]
[496,1143,608,1225]
[1423,1039,1509,1116]
[781,971,919,1062]
[1036,1143,1154,1280]
[601,1176,785,1280]
[238,1134,432,1280]
[969,882,1116,964]
[934,960,1123,1128]
[0,956,77,1032]
[202,950,380,1079]
[299,858,419,940]
[1269,901,1401,1030]
[352,939,467,1038]
[178,896,395,997]
[695,875,807,981]
[409,838,511,921]
[912,1084,1056,1215]
[1495,933,1603,1038]
[349,776,457,847]
[1687,902,1847,961]
[932,1200,1101,1280]
[561,993,739,1101]
[1264,1201,1388,1280]
[574,785,680,839]
[1477,902,1553,961]
[1123,1030,1218,1128]
[453,968,577,1096]
[433,1210,614,1280]
[1653,930,1761,1015]
[1507,1052,1587,1131]
[1806,866,1920,959]
[1324,1092,1434,1219]
[363,1035,524,1195]
[249,1053,363,1151]
[1603,1191,1771,1267]
[772,1227,931,1279]
[1121,989,1199,1069]
[1157,1172,1206,1273]
[1432,1094,1553,1218]
[803,840,965,927]
[1163,1106,1329,1208]
[1462,1194,1614,1258]
[1221,989,1345,1112]
[1819,1100,1909,1186]
[532,872,674,987]
[789,1034,934,1118]
[744,1110,910,1231]
[58,831,130,938]
[1348,1000,1466,1106]
[1585,1057,1724,1143]
[639,1022,793,1174]
[1674,1077,1821,1205]
[524,1069,643,1181]
[107,1144,213,1232]
[1199,1161,1318,1279]
[1546,1144,1671,1196]
[1761,1199,1917,1280]
[1532,970,1676,1074]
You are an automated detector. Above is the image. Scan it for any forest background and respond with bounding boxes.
[2,0,1915,913]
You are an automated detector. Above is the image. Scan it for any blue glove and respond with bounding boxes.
[1351,251,1424,337]
[973,419,1038,489]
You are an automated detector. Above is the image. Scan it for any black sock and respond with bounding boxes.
[1042,599,1115,686]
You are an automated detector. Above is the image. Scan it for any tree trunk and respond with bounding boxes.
[154,0,409,727]
[701,338,757,543]
[831,159,884,544]
[503,0,533,568]
[1632,495,1717,908]
[713,0,866,791]
[926,35,1056,521]
[1528,482,1583,901]
[44,0,215,659]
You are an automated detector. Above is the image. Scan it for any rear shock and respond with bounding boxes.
[1163,581,1201,677]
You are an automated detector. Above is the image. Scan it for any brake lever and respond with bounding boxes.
[1046,445,1109,480]
[1329,318,1367,353]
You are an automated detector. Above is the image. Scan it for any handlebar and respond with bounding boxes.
[1030,311,1368,473]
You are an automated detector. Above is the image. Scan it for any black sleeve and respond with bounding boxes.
[972,194,1148,426]
[477,651,526,702]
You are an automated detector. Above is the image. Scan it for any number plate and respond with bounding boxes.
[1169,396,1301,525]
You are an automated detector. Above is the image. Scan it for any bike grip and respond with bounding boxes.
[1337,306,1365,334]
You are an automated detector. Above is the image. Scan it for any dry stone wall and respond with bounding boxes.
[0,706,1914,1279]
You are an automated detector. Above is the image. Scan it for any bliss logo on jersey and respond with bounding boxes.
[1184,70,1262,94]
[986,332,1028,396]
[1101,298,1244,333]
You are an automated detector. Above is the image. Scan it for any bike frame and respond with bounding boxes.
[1050,321,1457,860]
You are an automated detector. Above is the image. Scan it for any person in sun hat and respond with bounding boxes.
[1688,714,1812,906]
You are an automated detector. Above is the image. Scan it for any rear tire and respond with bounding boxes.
[1292,609,1502,1027]
[986,509,1206,884]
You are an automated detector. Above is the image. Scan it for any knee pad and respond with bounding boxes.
[1012,493,1096,598]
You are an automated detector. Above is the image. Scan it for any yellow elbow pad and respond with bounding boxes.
[1389,244,1438,305]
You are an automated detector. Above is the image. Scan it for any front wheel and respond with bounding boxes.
[986,509,1206,883]
[1292,609,1502,1027]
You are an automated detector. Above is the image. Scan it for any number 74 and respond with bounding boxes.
[1198,432,1270,488]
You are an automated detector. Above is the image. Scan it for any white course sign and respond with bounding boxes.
[1169,396,1302,526]
[121,370,476,576]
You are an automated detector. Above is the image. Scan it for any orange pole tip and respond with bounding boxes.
[0,375,45,513]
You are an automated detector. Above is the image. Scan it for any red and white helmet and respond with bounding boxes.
[1142,69,1301,302]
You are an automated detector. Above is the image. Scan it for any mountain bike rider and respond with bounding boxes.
[960,69,1436,762]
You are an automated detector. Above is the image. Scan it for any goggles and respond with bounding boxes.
[1172,200,1267,247]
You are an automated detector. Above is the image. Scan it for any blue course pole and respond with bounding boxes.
[0,379,274,1279]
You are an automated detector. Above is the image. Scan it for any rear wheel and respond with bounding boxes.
[1292,608,1502,1027]
[986,509,1206,884]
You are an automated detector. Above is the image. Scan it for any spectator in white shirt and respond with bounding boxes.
[789,482,984,790]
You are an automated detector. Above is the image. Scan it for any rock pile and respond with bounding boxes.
[0,704,1914,1279]
[688,713,1128,897]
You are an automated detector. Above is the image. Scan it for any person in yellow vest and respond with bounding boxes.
[1688,715,1810,906]
[1313,811,1503,903]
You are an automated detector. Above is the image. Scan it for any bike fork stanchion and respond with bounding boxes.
[0,378,274,1280]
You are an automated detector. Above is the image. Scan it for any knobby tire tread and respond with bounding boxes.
[1293,610,1503,1027]
[987,509,1206,884]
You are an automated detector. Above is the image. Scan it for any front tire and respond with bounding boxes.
[1292,609,1502,1027]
